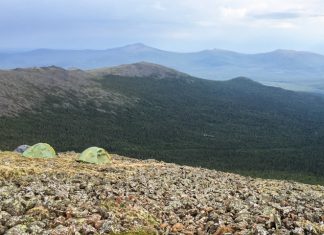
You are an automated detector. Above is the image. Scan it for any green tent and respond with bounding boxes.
[77,147,111,165]
[22,143,56,158]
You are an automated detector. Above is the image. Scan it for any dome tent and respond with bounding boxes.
[22,143,56,158]
[77,147,111,165]
[14,145,30,154]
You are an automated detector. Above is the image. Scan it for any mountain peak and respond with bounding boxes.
[118,43,158,52]
[268,49,321,56]
[226,77,261,86]
[269,49,301,55]
[127,43,148,47]
[89,62,192,79]
[228,76,255,82]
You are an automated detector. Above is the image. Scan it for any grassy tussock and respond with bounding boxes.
[0,152,163,180]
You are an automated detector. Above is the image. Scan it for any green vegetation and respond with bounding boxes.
[1,75,324,185]
[111,231,156,235]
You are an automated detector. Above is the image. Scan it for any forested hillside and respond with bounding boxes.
[1,64,324,184]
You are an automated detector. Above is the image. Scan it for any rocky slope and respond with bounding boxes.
[0,152,323,235]
[0,66,131,116]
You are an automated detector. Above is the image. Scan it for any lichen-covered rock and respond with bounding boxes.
[292,227,304,235]
[80,224,97,234]
[0,225,6,235]
[171,223,184,232]
[27,222,45,235]
[0,211,10,225]
[6,224,28,235]
[99,220,116,234]
[26,206,49,220]
[5,216,22,228]
[252,224,268,235]
[51,225,69,235]
[2,198,26,216]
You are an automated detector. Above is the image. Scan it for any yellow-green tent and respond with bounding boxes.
[22,143,56,158]
[77,147,111,165]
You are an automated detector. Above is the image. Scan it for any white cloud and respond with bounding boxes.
[152,1,166,11]
[0,0,323,52]
[271,22,298,29]
[219,7,248,19]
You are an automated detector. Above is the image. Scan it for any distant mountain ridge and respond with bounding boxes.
[1,43,324,93]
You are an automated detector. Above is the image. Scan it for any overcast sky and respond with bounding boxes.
[1,0,324,53]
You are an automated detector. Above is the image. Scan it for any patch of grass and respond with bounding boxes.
[111,230,156,235]
[0,152,145,181]
[100,198,159,228]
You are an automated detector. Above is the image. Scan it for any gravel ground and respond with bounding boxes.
[0,151,323,235]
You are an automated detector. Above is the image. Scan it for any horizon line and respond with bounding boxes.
[0,43,323,56]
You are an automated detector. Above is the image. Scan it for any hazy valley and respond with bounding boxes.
[1,44,324,94]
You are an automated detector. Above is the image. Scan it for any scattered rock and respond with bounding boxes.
[6,224,28,235]
[0,211,10,225]
[171,223,184,232]
[0,152,323,234]
[27,222,45,234]
[26,206,49,220]
[292,227,304,235]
